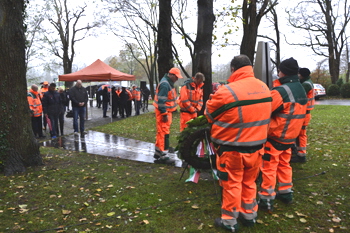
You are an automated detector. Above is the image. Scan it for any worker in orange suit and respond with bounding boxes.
[153,67,183,164]
[290,68,314,163]
[178,72,204,131]
[178,72,204,183]
[258,58,308,211]
[28,84,44,138]
[131,84,142,115]
[205,55,272,231]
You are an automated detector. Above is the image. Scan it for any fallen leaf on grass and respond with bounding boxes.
[295,211,307,217]
[62,210,71,215]
[191,205,199,210]
[17,186,24,189]
[19,209,29,213]
[257,219,264,224]
[183,200,191,204]
[19,205,27,209]
[79,218,87,222]
[107,184,113,188]
[332,217,341,223]
[107,212,115,216]
[272,214,279,218]
[106,225,113,229]
[198,223,204,230]
[141,220,149,225]
[300,218,307,223]
[285,213,294,218]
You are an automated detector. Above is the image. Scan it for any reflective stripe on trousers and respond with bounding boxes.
[217,149,262,221]
[296,113,311,157]
[259,140,293,200]
[155,109,172,156]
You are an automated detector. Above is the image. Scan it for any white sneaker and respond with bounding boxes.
[74,132,79,135]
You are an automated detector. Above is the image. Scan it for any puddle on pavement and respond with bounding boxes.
[40,130,182,168]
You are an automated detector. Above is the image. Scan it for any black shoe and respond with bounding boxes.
[214,218,239,232]
[238,215,256,227]
[103,116,109,118]
[290,155,306,163]
[276,192,293,204]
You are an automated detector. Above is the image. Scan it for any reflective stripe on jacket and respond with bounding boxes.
[27,90,42,117]
[268,75,308,144]
[205,66,272,147]
[132,88,141,101]
[153,74,177,114]
[178,79,204,114]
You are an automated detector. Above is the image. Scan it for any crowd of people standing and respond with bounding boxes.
[27,81,151,139]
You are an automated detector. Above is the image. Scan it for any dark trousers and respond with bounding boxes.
[103,102,108,117]
[31,116,43,137]
[58,112,64,135]
[48,114,59,137]
[134,100,141,115]
[73,106,86,133]
[126,100,132,117]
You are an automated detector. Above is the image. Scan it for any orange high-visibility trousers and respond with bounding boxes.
[259,141,293,201]
[180,112,197,131]
[155,109,172,157]
[216,148,262,223]
[296,112,311,157]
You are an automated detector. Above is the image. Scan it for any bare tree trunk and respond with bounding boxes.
[240,0,273,64]
[0,0,43,176]
[194,0,215,114]
[157,0,173,81]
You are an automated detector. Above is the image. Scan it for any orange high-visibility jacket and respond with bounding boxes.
[39,87,49,99]
[178,79,204,114]
[153,74,178,115]
[27,89,43,117]
[132,88,141,101]
[301,77,315,111]
[205,66,272,147]
[268,75,308,145]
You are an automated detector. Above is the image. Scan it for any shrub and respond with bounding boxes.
[340,82,350,98]
[327,84,340,96]
[336,78,344,87]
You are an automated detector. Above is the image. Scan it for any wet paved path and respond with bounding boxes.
[40,101,182,167]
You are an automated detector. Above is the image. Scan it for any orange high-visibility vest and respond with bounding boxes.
[126,89,133,100]
[39,87,49,99]
[206,66,272,147]
[153,76,177,114]
[27,90,43,117]
[132,88,141,101]
[178,80,204,114]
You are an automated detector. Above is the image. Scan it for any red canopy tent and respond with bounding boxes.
[59,59,135,121]
[58,59,135,81]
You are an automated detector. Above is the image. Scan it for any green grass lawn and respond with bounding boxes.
[0,106,349,232]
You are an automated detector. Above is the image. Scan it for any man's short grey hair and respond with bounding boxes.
[194,72,205,81]
[230,54,252,71]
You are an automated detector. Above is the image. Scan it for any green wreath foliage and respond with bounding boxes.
[176,115,217,170]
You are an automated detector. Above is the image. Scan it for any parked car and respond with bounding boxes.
[314,83,326,99]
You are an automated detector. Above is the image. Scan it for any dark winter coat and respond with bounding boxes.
[42,90,61,116]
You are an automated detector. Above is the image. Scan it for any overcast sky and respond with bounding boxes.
[29,0,325,75]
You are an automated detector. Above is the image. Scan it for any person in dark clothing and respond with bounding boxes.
[102,86,110,118]
[119,87,129,118]
[111,86,120,118]
[57,87,68,136]
[96,87,103,108]
[69,80,88,136]
[42,83,61,139]
[141,86,151,112]
[126,87,133,117]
